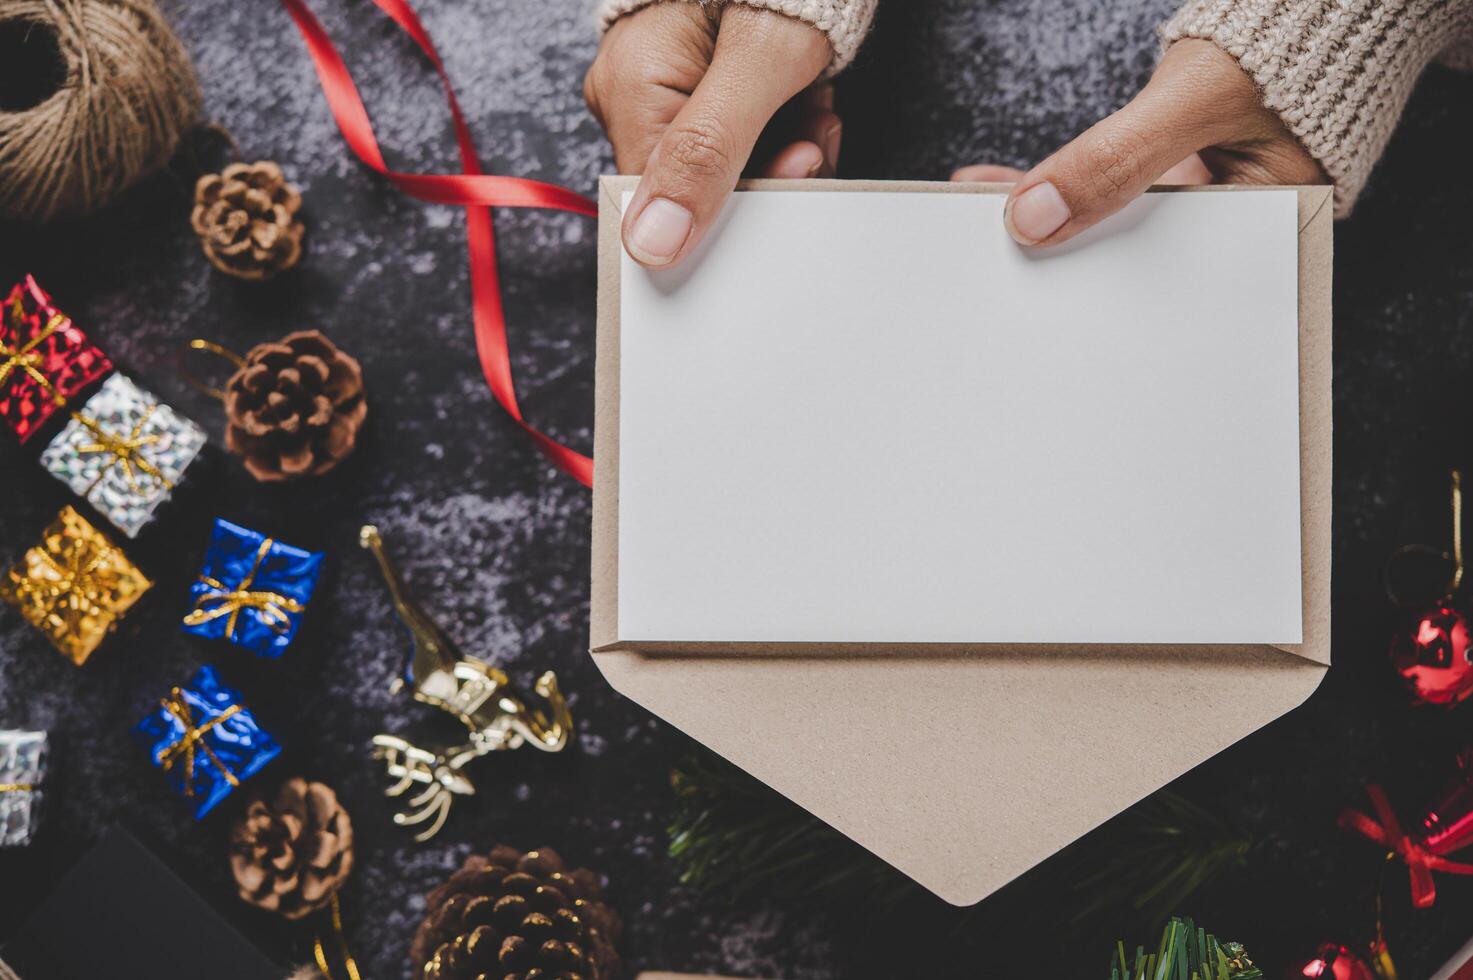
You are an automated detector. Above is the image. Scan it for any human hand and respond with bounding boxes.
[584,4,836,268]
[953,40,1327,248]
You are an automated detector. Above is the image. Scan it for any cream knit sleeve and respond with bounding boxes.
[595,0,878,75]
[1161,0,1473,215]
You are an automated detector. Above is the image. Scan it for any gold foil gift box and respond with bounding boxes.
[0,506,153,665]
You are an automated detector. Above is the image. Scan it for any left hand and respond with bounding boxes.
[584,4,839,269]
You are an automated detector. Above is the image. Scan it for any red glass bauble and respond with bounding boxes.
[1389,604,1473,706]
[1289,944,1375,980]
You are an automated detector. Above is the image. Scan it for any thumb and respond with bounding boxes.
[1004,47,1242,248]
[622,11,828,268]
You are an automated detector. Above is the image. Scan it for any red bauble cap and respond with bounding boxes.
[1291,944,1375,980]
[1389,604,1473,706]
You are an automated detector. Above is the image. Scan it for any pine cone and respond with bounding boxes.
[228,778,355,921]
[224,330,367,481]
[410,845,622,980]
[192,161,305,281]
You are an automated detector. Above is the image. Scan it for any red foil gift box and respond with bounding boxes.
[1,276,114,442]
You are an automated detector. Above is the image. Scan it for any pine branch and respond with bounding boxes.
[668,750,905,906]
[667,749,1255,927]
[1066,789,1255,926]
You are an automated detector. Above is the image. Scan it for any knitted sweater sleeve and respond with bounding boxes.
[595,0,878,75]
[1161,0,1473,215]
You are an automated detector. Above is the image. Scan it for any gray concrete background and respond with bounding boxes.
[2,1,1473,976]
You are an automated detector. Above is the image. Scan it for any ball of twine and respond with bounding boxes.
[0,0,200,223]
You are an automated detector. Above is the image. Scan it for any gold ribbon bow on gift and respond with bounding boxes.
[73,404,173,496]
[182,536,304,639]
[31,540,112,632]
[0,313,68,405]
[155,688,243,796]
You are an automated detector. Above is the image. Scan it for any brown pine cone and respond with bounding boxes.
[410,845,622,980]
[224,330,368,481]
[228,778,354,921]
[192,161,305,280]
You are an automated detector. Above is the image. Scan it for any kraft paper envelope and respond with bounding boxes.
[591,177,1332,906]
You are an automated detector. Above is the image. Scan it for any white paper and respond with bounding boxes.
[617,189,1302,645]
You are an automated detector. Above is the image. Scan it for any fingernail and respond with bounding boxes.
[822,122,842,167]
[1006,181,1071,245]
[804,144,825,178]
[627,198,693,266]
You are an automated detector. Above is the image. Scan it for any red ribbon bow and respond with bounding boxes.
[1338,783,1473,908]
[280,0,596,486]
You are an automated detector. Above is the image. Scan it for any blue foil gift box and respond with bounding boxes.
[133,665,280,818]
[181,519,324,657]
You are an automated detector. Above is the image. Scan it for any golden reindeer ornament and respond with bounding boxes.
[360,525,573,841]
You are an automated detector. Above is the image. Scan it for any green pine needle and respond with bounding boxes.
[1105,917,1262,980]
[668,750,902,905]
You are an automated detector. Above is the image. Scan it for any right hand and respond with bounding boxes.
[584,4,836,269]
[953,40,1326,248]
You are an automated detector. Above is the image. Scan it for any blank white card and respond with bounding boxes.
[617,190,1302,645]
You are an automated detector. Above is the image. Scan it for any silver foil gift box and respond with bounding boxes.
[39,374,207,538]
[0,729,47,846]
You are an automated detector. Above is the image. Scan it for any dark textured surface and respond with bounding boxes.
[2,1,1473,977]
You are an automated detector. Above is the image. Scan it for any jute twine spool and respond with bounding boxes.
[0,0,200,223]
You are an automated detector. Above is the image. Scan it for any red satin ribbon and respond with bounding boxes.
[1338,784,1473,908]
[280,0,595,485]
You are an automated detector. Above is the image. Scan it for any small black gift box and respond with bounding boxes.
[1,826,279,980]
